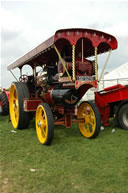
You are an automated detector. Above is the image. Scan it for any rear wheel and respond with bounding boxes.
[77,101,101,138]
[0,92,9,115]
[35,103,54,145]
[118,104,128,130]
[9,82,30,129]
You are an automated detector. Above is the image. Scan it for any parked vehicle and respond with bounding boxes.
[8,28,117,145]
[95,84,128,130]
[0,89,10,115]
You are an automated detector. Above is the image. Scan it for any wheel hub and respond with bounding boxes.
[38,121,41,127]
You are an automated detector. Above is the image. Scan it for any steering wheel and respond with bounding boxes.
[19,74,28,83]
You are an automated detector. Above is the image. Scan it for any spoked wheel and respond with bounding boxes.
[77,101,101,138]
[9,82,30,129]
[19,74,28,82]
[36,103,54,145]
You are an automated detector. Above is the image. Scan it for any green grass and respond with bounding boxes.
[0,116,128,193]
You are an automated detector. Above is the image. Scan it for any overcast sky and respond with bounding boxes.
[1,0,128,88]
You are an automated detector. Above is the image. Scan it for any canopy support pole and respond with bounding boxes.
[72,45,76,81]
[54,45,72,81]
[20,68,22,77]
[99,49,112,82]
[95,47,98,80]
[82,39,84,62]
[33,63,36,79]
[9,70,18,81]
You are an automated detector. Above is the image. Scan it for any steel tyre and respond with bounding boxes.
[0,92,9,115]
[9,82,30,129]
[118,104,128,130]
[36,103,54,145]
[77,101,101,138]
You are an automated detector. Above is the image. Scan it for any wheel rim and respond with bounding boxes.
[123,109,128,128]
[36,105,48,144]
[77,102,96,138]
[9,84,19,128]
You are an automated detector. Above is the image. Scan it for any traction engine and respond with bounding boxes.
[8,28,118,145]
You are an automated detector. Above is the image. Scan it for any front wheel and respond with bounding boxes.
[35,103,54,145]
[118,104,128,130]
[77,101,101,138]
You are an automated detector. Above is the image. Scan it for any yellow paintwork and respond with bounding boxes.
[77,102,96,138]
[9,83,19,128]
[36,104,48,144]
[94,47,98,80]
[72,45,76,80]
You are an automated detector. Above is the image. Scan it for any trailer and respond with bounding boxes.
[8,28,117,145]
[0,89,10,115]
[95,84,128,130]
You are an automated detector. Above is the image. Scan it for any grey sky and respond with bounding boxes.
[1,0,128,88]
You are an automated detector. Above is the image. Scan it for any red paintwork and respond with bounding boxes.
[8,28,118,70]
[53,107,77,128]
[55,28,117,53]
[23,99,42,112]
[58,58,93,76]
[0,100,3,108]
[76,59,93,76]
[75,80,97,89]
[95,84,128,126]
[41,86,55,105]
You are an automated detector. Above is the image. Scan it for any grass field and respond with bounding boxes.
[0,116,128,193]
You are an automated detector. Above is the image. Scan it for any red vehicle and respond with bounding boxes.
[95,84,128,130]
[0,89,10,115]
[8,28,117,145]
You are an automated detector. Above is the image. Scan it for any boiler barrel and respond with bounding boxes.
[52,87,79,107]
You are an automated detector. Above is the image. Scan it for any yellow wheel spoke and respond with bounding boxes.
[41,126,46,137]
[86,125,90,133]
[13,95,17,101]
[42,113,45,120]
[41,121,46,127]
